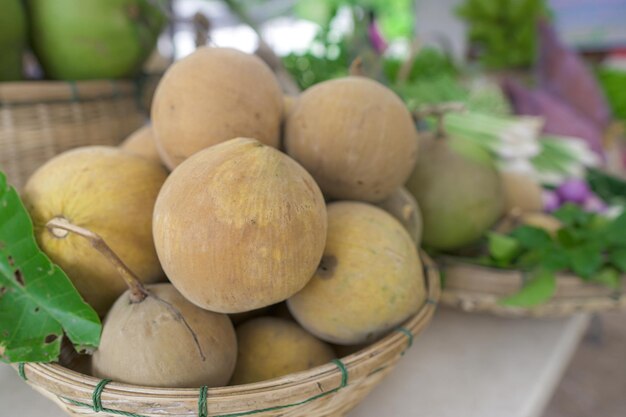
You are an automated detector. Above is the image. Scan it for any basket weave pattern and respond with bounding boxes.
[16,255,439,417]
[0,80,149,190]
[440,258,626,317]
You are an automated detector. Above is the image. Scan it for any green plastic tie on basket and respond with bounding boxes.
[18,363,27,381]
[198,385,209,417]
[60,359,349,417]
[395,326,414,356]
[92,379,112,413]
[133,72,149,116]
[68,81,79,102]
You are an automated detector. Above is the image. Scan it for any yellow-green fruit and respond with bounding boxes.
[22,146,167,315]
[153,138,327,313]
[92,283,237,388]
[152,47,283,169]
[501,171,543,214]
[406,135,504,251]
[284,77,418,202]
[287,202,425,345]
[230,317,335,385]
[376,187,423,245]
[120,125,163,166]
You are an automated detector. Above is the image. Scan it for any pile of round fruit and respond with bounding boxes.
[22,47,429,388]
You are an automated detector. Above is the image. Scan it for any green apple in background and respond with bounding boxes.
[28,0,167,80]
[0,0,27,81]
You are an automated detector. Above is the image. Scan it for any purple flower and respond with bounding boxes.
[556,178,592,204]
[583,194,608,213]
[367,20,387,54]
[543,190,561,212]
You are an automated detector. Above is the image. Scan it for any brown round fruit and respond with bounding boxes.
[375,186,423,245]
[230,317,335,385]
[501,171,543,214]
[153,138,328,313]
[284,76,418,202]
[22,146,167,315]
[92,283,237,388]
[119,125,163,166]
[151,47,283,169]
[288,202,425,345]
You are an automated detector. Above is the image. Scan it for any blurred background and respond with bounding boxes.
[1,1,625,416]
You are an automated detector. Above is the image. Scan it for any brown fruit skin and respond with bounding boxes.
[22,146,167,316]
[92,284,237,388]
[287,202,425,345]
[119,125,163,166]
[521,212,562,235]
[375,187,423,245]
[230,317,335,385]
[153,138,328,313]
[151,47,283,169]
[501,171,544,213]
[284,77,418,202]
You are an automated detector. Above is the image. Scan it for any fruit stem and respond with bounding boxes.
[349,57,365,76]
[413,102,465,139]
[46,217,148,303]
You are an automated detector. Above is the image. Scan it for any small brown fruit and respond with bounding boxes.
[153,138,327,313]
[376,187,423,245]
[284,77,418,202]
[151,47,283,169]
[119,125,162,166]
[230,317,335,385]
[501,171,543,213]
[288,202,425,345]
[93,283,237,388]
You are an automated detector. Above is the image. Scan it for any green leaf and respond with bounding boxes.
[0,172,101,363]
[511,225,553,249]
[500,269,557,307]
[487,232,521,265]
[553,203,594,228]
[606,211,626,247]
[568,244,603,279]
[590,268,621,290]
[608,248,626,273]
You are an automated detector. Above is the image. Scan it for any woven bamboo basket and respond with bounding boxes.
[0,75,160,190]
[14,254,440,417]
[440,257,626,318]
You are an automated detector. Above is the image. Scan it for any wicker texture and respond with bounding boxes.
[440,257,626,317]
[16,255,439,417]
[0,78,157,190]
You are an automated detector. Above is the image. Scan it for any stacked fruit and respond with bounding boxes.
[23,47,428,388]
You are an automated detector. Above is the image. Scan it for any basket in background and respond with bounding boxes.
[0,75,160,190]
[440,257,626,317]
[15,254,439,417]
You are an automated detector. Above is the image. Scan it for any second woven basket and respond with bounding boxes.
[0,76,159,190]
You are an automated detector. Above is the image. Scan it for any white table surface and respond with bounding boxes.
[350,309,590,417]
[0,309,589,417]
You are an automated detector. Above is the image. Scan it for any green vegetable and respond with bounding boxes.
[483,204,625,307]
[0,172,101,363]
[597,68,626,121]
[457,0,549,69]
[501,269,556,307]
[587,168,626,207]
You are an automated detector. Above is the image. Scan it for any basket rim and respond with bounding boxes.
[439,255,626,287]
[0,74,162,105]
[17,252,440,408]
[439,256,626,316]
